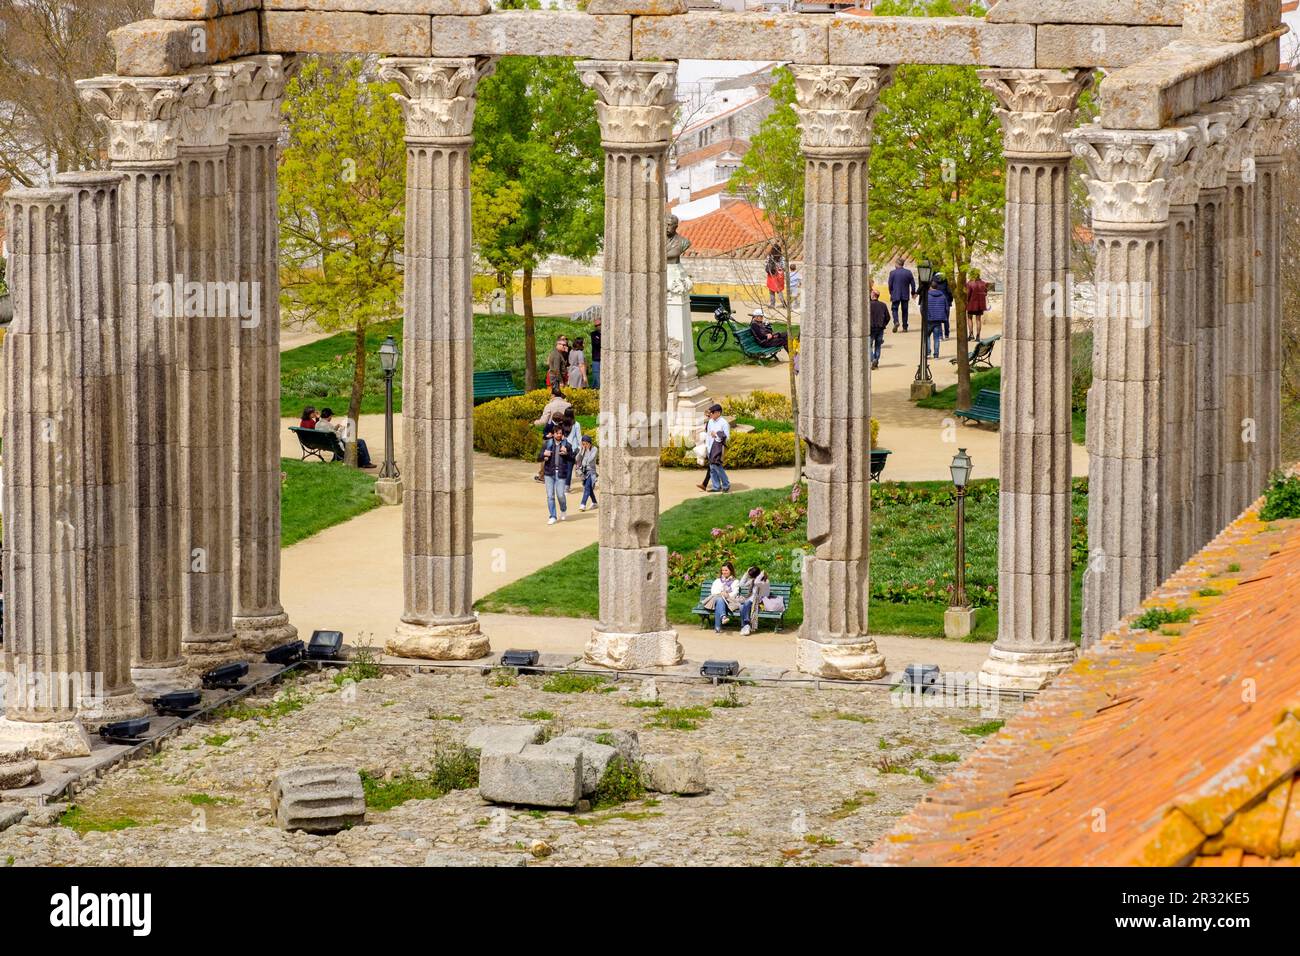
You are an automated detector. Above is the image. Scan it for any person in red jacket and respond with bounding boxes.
[965,269,990,342]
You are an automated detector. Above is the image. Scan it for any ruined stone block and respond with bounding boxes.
[0,744,40,790]
[465,723,544,756]
[271,765,366,833]
[154,0,262,18]
[542,736,618,796]
[428,11,631,60]
[588,0,684,12]
[633,13,829,63]
[641,752,707,795]
[111,15,261,76]
[561,727,642,766]
[986,0,1181,25]
[479,745,583,808]
[261,10,432,55]
[1036,24,1180,69]
[266,0,487,12]
[1183,0,1281,42]
[829,16,1035,68]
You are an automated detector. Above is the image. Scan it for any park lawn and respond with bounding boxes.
[477,479,1088,643]
[279,314,777,417]
[916,367,1088,445]
[280,458,381,547]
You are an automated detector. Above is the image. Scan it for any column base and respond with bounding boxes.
[943,606,977,640]
[978,644,1078,691]
[0,717,93,760]
[130,664,200,696]
[234,612,299,654]
[910,380,936,400]
[181,639,245,673]
[584,628,683,670]
[374,477,404,505]
[388,618,490,661]
[795,637,887,681]
[77,692,152,731]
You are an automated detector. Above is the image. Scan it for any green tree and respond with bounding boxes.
[870,0,1004,410]
[278,57,405,465]
[471,54,603,390]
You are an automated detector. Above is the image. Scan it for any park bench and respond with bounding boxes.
[690,293,732,319]
[950,334,1001,371]
[473,369,524,404]
[691,581,794,632]
[955,389,1001,426]
[290,426,344,463]
[734,325,784,364]
[870,448,891,482]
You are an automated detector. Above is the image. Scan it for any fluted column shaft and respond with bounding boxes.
[174,68,238,666]
[577,60,684,670]
[1162,200,1199,576]
[1223,162,1257,519]
[1069,125,1195,647]
[977,69,1092,689]
[380,57,493,661]
[77,75,191,690]
[229,56,297,652]
[1193,181,1228,549]
[792,66,892,681]
[1256,155,1283,479]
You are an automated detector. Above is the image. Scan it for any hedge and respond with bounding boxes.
[473,387,600,461]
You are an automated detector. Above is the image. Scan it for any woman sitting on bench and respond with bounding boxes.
[748,308,788,351]
[702,562,744,634]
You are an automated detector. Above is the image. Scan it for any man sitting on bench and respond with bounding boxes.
[317,408,374,468]
[748,308,788,351]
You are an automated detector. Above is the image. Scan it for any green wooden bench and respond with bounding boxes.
[691,581,794,632]
[473,369,524,405]
[955,388,1001,426]
[689,293,732,319]
[290,426,344,462]
[950,334,1001,370]
[870,448,891,482]
[734,325,784,364]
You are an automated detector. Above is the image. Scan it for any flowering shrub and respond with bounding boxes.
[668,495,808,591]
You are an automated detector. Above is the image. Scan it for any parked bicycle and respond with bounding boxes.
[695,305,735,354]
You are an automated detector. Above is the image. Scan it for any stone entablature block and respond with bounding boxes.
[1183,0,1283,43]
[262,10,432,55]
[1036,24,1180,69]
[264,0,489,12]
[829,15,1034,68]
[633,13,830,63]
[429,12,632,60]
[154,0,262,17]
[112,14,260,76]
[986,0,1182,26]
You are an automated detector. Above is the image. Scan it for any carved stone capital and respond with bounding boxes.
[792,65,893,153]
[978,68,1095,157]
[1246,74,1297,158]
[228,55,291,141]
[577,60,677,150]
[77,75,191,165]
[1166,122,1209,208]
[1067,125,1197,225]
[379,57,497,144]
[177,67,236,151]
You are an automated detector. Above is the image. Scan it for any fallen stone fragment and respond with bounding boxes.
[562,727,642,766]
[638,678,660,703]
[0,803,28,832]
[543,737,618,796]
[642,752,708,795]
[479,745,583,808]
[0,744,40,790]
[271,765,366,833]
[465,723,545,756]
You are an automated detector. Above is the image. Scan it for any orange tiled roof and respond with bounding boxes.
[872,491,1300,867]
[677,198,776,256]
[674,137,749,172]
[668,180,731,209]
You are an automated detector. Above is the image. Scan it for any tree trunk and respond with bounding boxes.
[522,267,537,392]
[346,318,365,468]
[502,272,515,315]
[954,260,972,413]
[786,303,801,490]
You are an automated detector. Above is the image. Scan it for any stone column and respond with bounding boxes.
[976,68,1092,690]
[791,66,892,680]
[77,75,193,692]
[380,57,495,661]
[1068,125,1195,646]
[577,60,684,670]
[175,68,239,667]
[228,56,297,653]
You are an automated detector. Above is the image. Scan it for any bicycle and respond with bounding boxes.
[695,306,734,354]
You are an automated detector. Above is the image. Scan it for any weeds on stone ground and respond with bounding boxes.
[184,793,236,807]
[961,719,1005,737]
[928,752,960,763]
[623,699,663,708]
[521,710,555,721]
[1131,606,1195,631]
[360,745,480,811]
[1197,586,1222,597]
[645,705,712,731]
[59,806,141,834]
[711,684,745,709]
[334,640,383,686]
[489,668,518,688]
[426,711,463,722]
[828,791,877,820]
[214,685,306,722]
[541,671,610,694]
[592,757,646,810]
[203,733,232,747]
[874,754,910,775]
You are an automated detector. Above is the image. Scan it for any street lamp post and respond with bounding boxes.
[944,447,975,639]
[910,258,935,400]
[375,335,402,504]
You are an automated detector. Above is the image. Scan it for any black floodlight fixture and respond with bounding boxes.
[100,717,151,744]
[307,630,344,660]
[265,640,305,666]
[201,661,249,689]
[700,660,741,679]
[151,690,202,716]
[901,663,941,694]
[500,649,540,668]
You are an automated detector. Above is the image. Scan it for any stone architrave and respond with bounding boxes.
[577,60,684,670]
[379,57,496,661]
[175,66,240,668]
[77,74,195,693]
[1068,124,1196,648]
[791,65,892,680]
[976,68,1093,690]
[228,55,298,653]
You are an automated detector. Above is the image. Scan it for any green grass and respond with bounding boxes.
[58,807,141,834]
[521,710,556,721]
[203,733,232,748]
[541,672,610,694]
[961,719,1005,737]
[359,747,479,811]
[280,458,381,546]
[212,686,306,722]
[915,367,1087,445]
[1131,606,1195,631]
[646,705,712,731]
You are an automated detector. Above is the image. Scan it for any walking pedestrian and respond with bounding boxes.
[869,288,890,369]
[567,336,588,388]
[923,272,952,360]
[787,263,802,311]
[965,269,989,343]
[765,244,785,308]
[590,315,602,389]
[702,402,731,493]
[888,258,915,332]
[539,424,574,525]
[932,273,953,339]
[577,434,598,511]
[546,335,569,389]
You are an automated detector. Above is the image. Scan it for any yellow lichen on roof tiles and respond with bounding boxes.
[1122,808,1205,867]
[1173,715,1300,837]
[1203,777,1293,857]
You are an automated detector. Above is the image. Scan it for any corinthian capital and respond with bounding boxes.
[177,67,236,151]
[379,57,498,143]
[1066,125,1197,225]
[978,68,1094,156]
[577,60,677,149]
[228,55,292,140]
[791,66,893,153]
[1246,74,1297,159]
[77,75,191,165]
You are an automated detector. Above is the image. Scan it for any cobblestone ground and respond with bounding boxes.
[0,668,1017,867]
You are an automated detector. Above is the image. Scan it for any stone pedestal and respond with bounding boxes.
[909,380,936,400]
[78,75,194,691]
[666,263,712,440]
[375,477,404,506]
[380,57,497,662]
[977,69,1092,689]
[230,56,298,654]
[791,66,893,681]
[578,60,684,670]
[943,607,976,641]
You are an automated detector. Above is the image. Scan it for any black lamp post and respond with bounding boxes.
[950,447,972,610]
[913,258,933,388]
[378,335,399,481]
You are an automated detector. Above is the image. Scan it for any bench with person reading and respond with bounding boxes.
[734,325,784,364]
[691,581,794,632]
[290,426,345,462]
[950,334,1001,371]
[473,369,525,404]
[955,388,1001,427]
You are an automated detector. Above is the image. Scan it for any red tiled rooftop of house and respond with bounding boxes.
[674,137,749,172]
[872,491,1300,867]
[676,198,775,257]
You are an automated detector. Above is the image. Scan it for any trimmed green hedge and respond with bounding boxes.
[473,387,600,461]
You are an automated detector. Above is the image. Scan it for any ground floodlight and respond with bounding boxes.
[265,640,305,666]
[201,661,249,689]
[500,649,540,669]
[100,717,151,744]
[700,660,741,679]
[901,664,941,694]
[151,690,202,716]
[307,630,344,660]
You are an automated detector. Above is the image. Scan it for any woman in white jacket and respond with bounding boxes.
[737,565,770,636]
[702,562,744,633]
